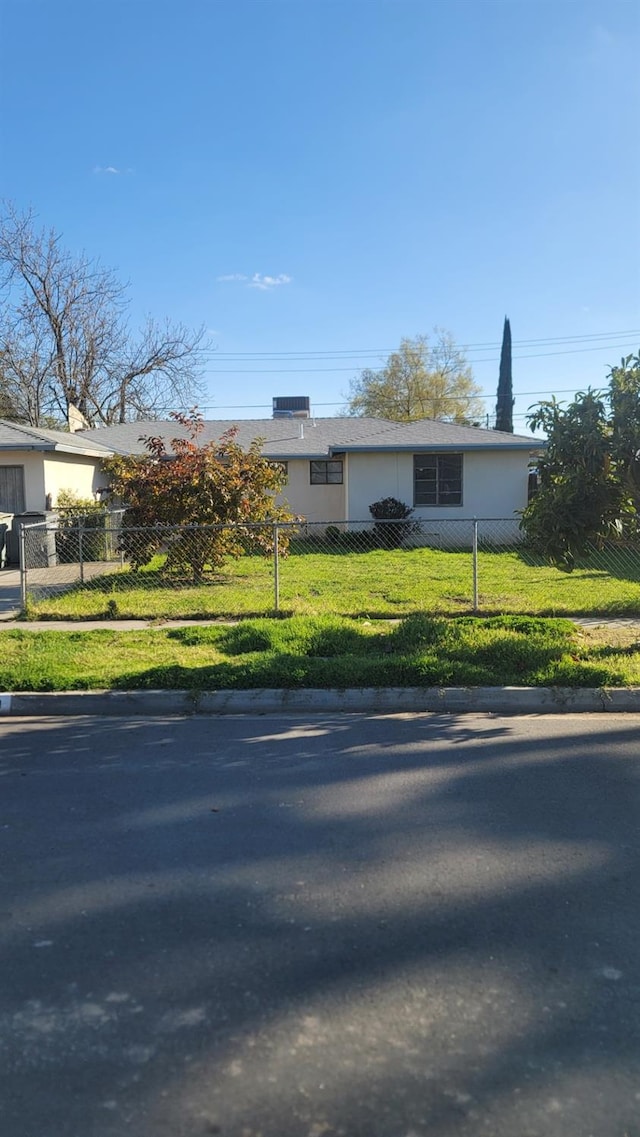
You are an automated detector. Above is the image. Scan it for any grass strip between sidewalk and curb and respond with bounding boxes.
[1,614,640,693]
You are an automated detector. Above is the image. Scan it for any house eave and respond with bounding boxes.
[0,443,114,458]
[267,449,334,460]
[51,443,114,458]
[330,442,545,456]
[0,443,55,452]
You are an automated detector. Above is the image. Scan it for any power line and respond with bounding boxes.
[198,329,639,361]
[203,328,640,355]
[200,340,639,374]
[153,387,611,413]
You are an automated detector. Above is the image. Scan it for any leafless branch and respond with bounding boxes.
[0,201,208,427]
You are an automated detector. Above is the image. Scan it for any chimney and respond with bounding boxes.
[67,403,91,433]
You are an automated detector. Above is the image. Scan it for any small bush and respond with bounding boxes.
[369,497,420,548]
[55,489,109,563]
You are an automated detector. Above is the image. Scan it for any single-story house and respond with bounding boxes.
[0,412,543,563]
[0,420,113,512]
[0,420,113,564]
[76,414,542,534]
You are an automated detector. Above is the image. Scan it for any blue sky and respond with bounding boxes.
[1,0,639,430]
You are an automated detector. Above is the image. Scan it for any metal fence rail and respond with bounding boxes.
[19,516,640,617]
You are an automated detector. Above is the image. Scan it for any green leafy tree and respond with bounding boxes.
[609,352,640,512]
[520,389,633,570]
[495,316,514,432]
[104,410,296,580]
[347,330,483,423]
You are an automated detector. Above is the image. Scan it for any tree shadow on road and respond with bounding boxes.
[0,711,639,1137]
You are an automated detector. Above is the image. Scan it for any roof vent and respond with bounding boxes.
[273,396,310,419]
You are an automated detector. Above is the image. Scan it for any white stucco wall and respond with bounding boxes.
[43,453,106,505]
[0,450,106,515]
[275,457,346,524]
[345,449,531,520]
[272,449,532,537]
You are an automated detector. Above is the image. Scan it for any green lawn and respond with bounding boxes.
[1,615,639,691]
[26,545,640,620]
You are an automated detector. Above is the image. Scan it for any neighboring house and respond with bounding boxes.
[77,413,542,531]
[0,420,114,562]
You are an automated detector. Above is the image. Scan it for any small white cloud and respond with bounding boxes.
[217,272,292,291]
[92,165,132,176]
[248,273,292,291]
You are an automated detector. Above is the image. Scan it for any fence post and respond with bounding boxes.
[19,523,27,611]
[78,519,85,584]
[472,518,479,613]
[273,522,280,613]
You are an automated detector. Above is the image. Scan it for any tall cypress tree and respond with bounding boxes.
[495,316,514,432]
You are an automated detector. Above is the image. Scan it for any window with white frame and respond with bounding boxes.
[413,453,463,506]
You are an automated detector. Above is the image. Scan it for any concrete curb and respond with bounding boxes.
[1,686,640,716]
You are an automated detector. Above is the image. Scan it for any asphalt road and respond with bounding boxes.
[1,712,639,1137]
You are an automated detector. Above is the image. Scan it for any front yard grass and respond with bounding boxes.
[1,615,639,691]
[25,545,640,620]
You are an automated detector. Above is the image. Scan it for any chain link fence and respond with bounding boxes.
[18,516,640,618]
[18,510,126,600]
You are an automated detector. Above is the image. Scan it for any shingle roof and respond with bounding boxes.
[328,418,542,452]
[77,417,541,459]
[0,420,114,457]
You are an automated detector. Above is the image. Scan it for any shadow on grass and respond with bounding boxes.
[81,568,233,592]
[512,542,640,583]
[113,655,622,693]
[124,617,626,690]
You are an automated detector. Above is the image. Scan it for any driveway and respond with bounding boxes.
[1,712,639,1137]
[0,569,21,619]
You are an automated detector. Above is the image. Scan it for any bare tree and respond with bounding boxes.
[0,201,208,427]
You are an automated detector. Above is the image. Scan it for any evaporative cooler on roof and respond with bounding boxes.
[272,396,311,419]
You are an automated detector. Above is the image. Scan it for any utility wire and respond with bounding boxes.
[152,387,611,413]
[198,329,640,361]
[200,340,639,374]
